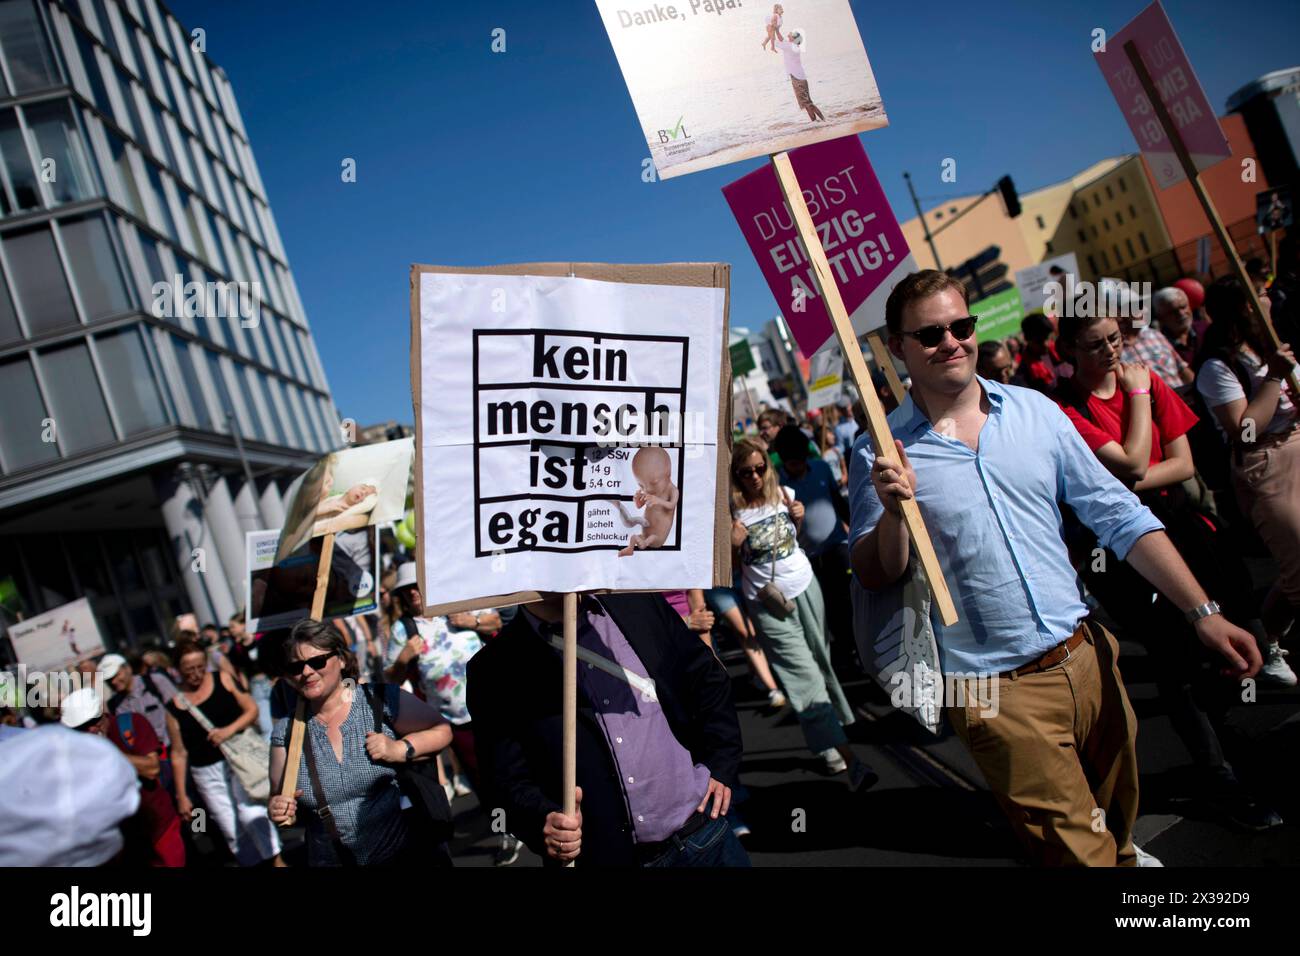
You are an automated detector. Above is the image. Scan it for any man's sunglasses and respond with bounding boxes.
[899,316,979,348]
[735,463,768,478]
[285,651,336,677]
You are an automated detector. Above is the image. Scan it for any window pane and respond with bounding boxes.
[25,100,100,205]
[72,27,112,115]
[0,108,41,210]
[169,334,211,429]
[106,132,145,218]
[95,326,166,435]
[232,360,266,441]
[203,349,235,426]
[2,225,80,334]
[60,214,131,320]
[0,355,60,470]
[67,534,112,601]
[0,0,60,93]
[38,341,116,453]
[21,535,74,611]
[250,369,284,444]
[0,274,20,345]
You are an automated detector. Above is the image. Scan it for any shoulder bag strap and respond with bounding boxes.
[302,729,357,866]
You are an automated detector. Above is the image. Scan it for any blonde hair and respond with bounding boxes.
[730,439,781,511]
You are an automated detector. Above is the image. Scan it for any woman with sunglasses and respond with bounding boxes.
[1053,309,1283,830]
[268,619,452,866]
[166,639,284,866]
[730,438,876,789]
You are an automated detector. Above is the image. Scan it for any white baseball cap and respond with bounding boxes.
[59,686,104,728]
[0,726,140,866]
[97,653,128,679]
[394,562,418,591]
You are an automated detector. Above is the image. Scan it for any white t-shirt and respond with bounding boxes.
[775,40,806,80]
[735,486,814,601]
[1196,348,1296,440]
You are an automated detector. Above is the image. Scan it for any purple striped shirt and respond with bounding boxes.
[525,599,711,843]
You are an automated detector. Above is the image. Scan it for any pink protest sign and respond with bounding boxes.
[722,135,916,357]
[1095,1,1230,189]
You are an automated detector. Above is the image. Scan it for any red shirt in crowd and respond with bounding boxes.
[108,713,185,867]
[1058,374,1199,467]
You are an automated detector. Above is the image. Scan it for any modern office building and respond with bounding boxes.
[1228,67,1300,190]
[0,0,340,659]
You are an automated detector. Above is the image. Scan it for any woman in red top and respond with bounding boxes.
[1054,311,1281,831]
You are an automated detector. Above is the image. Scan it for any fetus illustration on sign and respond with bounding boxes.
[617,446,679,556]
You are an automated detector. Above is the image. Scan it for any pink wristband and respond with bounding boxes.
[1127,388,1150,397]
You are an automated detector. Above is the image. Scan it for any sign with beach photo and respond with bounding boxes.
[7,597,104,672]
[411,263,732,611]
[596,0,888,180]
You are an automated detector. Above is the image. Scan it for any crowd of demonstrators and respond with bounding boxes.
[1052,304,1283,829]
[269,619,452,867]
[851,269,1263,866]
[60,686,186,866]
[730,437,876,789]
[1197,276,1300,685]
[166,638,284,867]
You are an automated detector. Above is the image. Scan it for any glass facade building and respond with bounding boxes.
[0,0,339,655]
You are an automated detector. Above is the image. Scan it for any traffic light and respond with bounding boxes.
[997,175,1021,218]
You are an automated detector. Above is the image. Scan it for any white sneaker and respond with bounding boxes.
[1259,643,1298,687]
[1134,845,1163,867]
[452,773,473,798]
[767,688,787,709]
[820,748,847,774]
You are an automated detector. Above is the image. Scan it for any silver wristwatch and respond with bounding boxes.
[1184,600,1221,624]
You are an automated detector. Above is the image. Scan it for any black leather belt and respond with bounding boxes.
[633,810,712,864]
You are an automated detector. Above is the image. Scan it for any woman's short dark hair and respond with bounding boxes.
[286,618,358,681]
[172,638,206,668]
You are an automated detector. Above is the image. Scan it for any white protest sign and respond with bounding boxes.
[414,268,728,606]
[7,597,104,672]
[805,348,844,409]
[1015,252,1080,314]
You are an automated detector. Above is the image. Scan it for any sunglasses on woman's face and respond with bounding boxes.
[736,463,767,478]
[899,316,979,348]
[285,651,336,677]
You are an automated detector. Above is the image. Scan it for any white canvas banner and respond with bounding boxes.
[418,273,724,599]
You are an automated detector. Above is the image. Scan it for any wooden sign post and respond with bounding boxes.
[866,331,906,404]
[561,592,578,867]
[771,151,958,626]
[276,509,372,826]
[1125,41,1300,397]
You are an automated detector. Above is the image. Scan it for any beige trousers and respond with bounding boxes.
[945,622,1140,867]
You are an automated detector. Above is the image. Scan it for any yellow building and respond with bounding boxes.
[899,155,1174,292]
[1039,156,1173,284]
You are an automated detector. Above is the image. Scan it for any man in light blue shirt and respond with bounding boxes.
[849,270,1261,867]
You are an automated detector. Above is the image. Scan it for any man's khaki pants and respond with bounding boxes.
[945,622,1140,867]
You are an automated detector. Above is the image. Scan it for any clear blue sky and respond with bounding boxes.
[168,0,1300,428]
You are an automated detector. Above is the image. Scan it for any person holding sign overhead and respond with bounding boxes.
[775,31,825,124]
[850,270,1263,867]
[467,592,748,867]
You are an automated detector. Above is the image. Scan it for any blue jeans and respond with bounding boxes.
[250,674,273,739]
[642,816,752,868]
